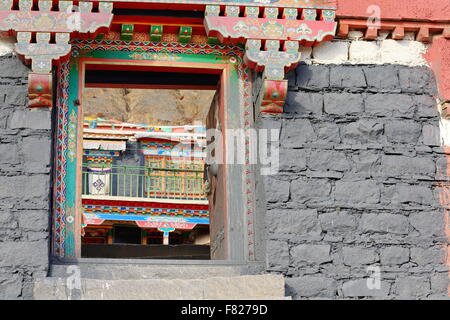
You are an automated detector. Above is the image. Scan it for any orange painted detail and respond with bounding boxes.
[424,36,450,101]
[337,19,450,43]
[259,79,287,114]
[28,72,52,108]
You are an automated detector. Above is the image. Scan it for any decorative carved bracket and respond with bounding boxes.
[15,31,71,106]
[245,39,299,113]
[0,0,113,107]
[245,39,301,80]
[204,5,337,113]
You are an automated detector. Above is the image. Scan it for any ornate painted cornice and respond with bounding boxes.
[0,0,339,112]
[0,0,113,33]
[205,7,336,43]
[0,0,113,107]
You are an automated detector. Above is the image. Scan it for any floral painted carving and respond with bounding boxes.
[0,0,113,107]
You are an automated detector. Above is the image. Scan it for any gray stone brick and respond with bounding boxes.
[363,65,400,91]
[0,241,48,268]
[3,85,27,106]
[436,157,448,180]
[352,151,380,174]
[389,184,435,206]
[16,210,49,232]
[286,69,296,87]
[291,244,331,265]
[409,211,444,237]
[319,211,358,232]
[26,175,51,200]
[0,273,23,299]
[279,148,307,172]
[398,66,436,95]
[0,143,19,164]
[341,120,384,144]
[266,240,290,271]
[395,277,431,299]
[335,180,380,204]
[296,65,329,90]
[380,247,409,265]
[0,54,30,77]
[0,109,10,129]
[290,178,332,204]
[264,176,290,203]
[385,120,421,144]
[22,136,51,170]
[286,276,337,298]
[0,211,18,229]
[365,94,415,118]
[421,124,441,147]
[342,247,379,266]
[360,214,409,235]
[410,247,446,266]
[380,155,435,178]
[430,273,450,295]
[0,176,26,198]
[316,122,341,143]
[0,175,50,201]
[415,95,439,118]
[285,91,323,115]
[281,119,317,148]
[342,279,391,298]
[308,149,350,172]
[324,93,364,116]
[266,209,321,236]
[330,65,367,89]
[9,109,52,130]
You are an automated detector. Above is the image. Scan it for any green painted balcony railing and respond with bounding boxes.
[81,163,207,201]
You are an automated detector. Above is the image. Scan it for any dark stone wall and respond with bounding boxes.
[0,54,52,299]
[261,64,449,299]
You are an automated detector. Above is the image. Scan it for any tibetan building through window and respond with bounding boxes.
[80,85,216,259]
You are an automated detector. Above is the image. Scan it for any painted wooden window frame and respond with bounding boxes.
[51,39,260,263]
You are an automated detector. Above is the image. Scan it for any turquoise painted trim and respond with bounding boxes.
[63,61,81,258]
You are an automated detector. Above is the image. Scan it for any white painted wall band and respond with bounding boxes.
[300,39,428,67]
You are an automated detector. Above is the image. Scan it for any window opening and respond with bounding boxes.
[80,68,220,260]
